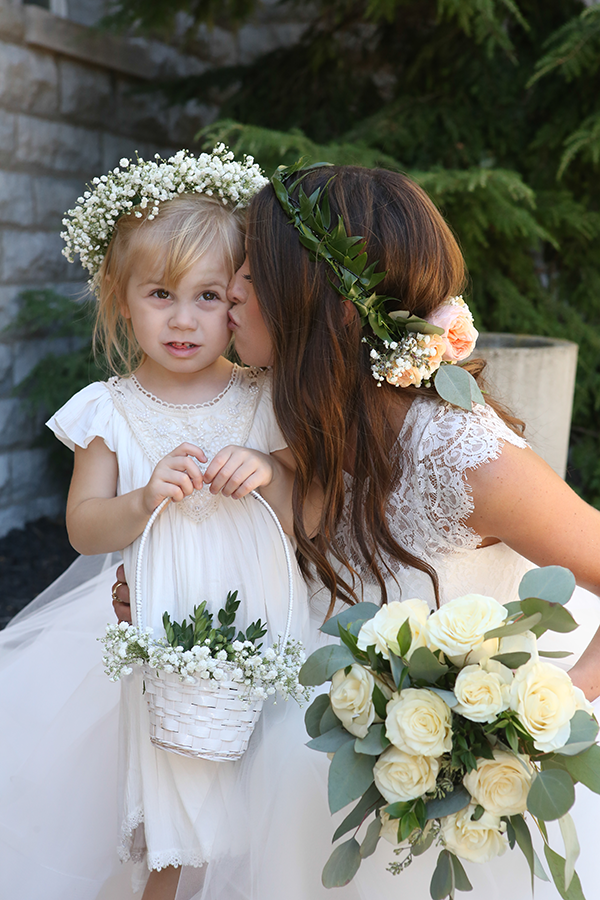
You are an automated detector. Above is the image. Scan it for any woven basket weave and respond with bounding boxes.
[135,491,294,762]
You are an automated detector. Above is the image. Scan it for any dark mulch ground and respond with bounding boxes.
[0,516,78,629]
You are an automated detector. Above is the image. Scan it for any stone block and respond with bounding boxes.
[12,334,81,385]
[237,22,308,65]
[0,42,59,116]
[191,25,237,67]
[59,59,114,126]
[0,110,16,163]
[64,0,104,28]
[0,452,9,501]
[167,99,213,146]
[0,493,63,539]
[32,175,84,229]
[9,446,51,503]
[0,4,25,43]
[0,341,12,385]
[15,114,102,176]
[115,80,170,142]
[136,37,207,79]
[101,132,176,172]
[0,170,35,226]
[0,230,71,283]
[0,396,39,449]
[0,285,20,333]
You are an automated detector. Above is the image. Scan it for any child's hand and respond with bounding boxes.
[142,442,206,513]
[203,446,273,499]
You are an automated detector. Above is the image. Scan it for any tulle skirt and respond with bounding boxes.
[1,557,600,900]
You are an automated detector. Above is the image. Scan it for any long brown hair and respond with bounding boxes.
[247,166,521,613]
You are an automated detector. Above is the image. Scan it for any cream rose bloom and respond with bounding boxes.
[386,688,452,757]
[510,661,577,752]
[379,810,403,845]
[463,750,534,816]
[441,803,507,863]
[427,302,479,362]
[357,599,429,660]
[498,630,539,663]
[453,662,512,723]
[426,594,507,665]
[374,745,440,803]
[330,664,375,739]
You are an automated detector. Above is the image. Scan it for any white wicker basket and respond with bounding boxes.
[135,490,295,762]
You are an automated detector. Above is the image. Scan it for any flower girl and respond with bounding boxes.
[0,148,309,900]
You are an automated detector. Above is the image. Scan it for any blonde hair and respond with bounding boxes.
[93,194,245,374]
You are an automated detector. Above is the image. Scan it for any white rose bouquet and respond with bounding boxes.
[101,589,306,704]
[299,566,600,900]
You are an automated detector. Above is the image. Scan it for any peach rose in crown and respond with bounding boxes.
[387,365,423,388]
[427,298,479,362]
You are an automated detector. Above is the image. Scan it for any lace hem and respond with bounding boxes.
[118,808,208,871]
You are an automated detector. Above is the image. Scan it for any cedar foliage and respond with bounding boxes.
[76,1,600,503]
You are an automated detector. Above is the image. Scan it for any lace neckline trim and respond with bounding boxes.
[128,366,239,410]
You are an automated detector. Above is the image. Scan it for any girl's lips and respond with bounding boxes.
[164,341,200,356]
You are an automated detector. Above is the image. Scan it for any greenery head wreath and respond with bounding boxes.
[270,161,483,412]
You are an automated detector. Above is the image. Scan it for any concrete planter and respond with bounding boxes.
[472,334,578,478]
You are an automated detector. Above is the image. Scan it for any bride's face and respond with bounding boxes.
[227,257,274,367]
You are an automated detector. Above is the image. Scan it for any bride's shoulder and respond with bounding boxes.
[403,395,527,470]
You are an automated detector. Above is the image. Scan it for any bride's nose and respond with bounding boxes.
[227,267,245,305]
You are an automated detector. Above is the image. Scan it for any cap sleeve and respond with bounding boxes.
[415,399,528,550]
[246,370,287,454]
[46,381,117,453]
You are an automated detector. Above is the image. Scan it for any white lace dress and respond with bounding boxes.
[182,396,600,900]
[0,365,309,900]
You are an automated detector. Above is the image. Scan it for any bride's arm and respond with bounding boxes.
[465,441,600,699]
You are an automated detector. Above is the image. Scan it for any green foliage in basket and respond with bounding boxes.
[162,590,267,655]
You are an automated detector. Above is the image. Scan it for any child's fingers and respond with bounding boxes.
[158,456,204,491]
[229,469,271,500]
[203,446,235,485]
[169,443,207,465]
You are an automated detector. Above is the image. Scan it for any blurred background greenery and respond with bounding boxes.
[17,0,600,504]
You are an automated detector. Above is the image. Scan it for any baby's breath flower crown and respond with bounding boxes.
[271,161,483,411]
[61,144,268,279]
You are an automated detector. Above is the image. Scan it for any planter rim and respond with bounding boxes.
[472,333,578,351]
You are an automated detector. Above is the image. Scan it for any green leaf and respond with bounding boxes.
[509,815,535,889]
[539,650,573,659]
[322,838,362,888]
[433,365,484,410]
[372,683,389,719]
[299,644,356,686]
[519,567,576,606]
[484,613,543,641]
[555,710,599,756]
[307,726,354,753]
[305,693,331,738]
[449,853,473,892]
[320,704,340,735]
[360,817,381,858]
[320,602,381,636]
[490,652,531,668]
[388,649,406,689]
[408,647,450,683]
[527,769,575,821]
[354,723,390,755]
[429,688,458,707]
[430,849,453,900]
[543,846,585,900]
[397,619,413,658]
[520,597,578,636]
[332,782,385,842]
[328,740,375,814]
[563,744,600,793]
[426,786,471,820]
[412,826,436,856]
[558,812,580,890]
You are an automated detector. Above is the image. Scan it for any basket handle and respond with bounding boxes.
[134,490,295,648]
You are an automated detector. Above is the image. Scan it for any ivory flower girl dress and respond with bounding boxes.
[0,365,309,900]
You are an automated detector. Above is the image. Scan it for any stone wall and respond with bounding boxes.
[0,0,308,536]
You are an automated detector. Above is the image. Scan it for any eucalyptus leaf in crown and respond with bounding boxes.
[271,161,483,411]
[61,144,268,279]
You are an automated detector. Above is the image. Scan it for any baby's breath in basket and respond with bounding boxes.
[101,492,307,762]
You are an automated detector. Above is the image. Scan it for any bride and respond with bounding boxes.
[3,162,600,900]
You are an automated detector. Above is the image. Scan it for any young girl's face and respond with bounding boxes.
[122,246,232,379]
